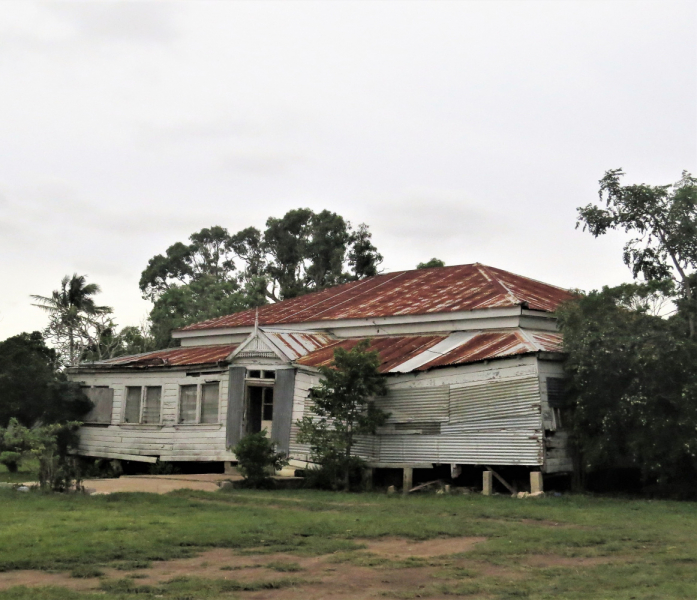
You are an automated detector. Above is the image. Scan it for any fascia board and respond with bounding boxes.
[172,306,523,339]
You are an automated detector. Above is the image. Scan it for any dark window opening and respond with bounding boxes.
[262,387,274,420]
[546,378,566,408]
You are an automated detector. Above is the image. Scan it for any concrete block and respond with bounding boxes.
[530,471,544,494]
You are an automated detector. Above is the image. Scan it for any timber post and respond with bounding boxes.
[482,470,493,496]
[402,467,413,494]
[363,468,374,491]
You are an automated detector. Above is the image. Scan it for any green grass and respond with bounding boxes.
[0,488,697,598]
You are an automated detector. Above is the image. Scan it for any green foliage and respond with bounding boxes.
[0,418,83,491]
[0,419,32,473]
[140,211,382,347]
[233,431,287,488]
[578,169,697,335]
[31,274,112,366]
[416,258,445,269]
[297,340,388,491]
[148,276,253,348]
[0,332,93,428]
[558,285,697,497]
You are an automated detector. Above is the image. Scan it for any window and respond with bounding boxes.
[124,386,162,424]
[546,377,566,429]
[143,387,162,424]
[246,370,275,380]
[179,385,198,423]
[124,387,142,423]
[178,382,220,424]
[81,387,114,424]
[201,382,220,424]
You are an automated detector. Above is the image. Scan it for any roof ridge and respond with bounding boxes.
[483,264,571,293]
[475,263,524,306]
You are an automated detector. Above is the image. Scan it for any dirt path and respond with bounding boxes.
[83,473,239,494]
[0,537,489,598]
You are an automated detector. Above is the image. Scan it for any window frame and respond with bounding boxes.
[121,385,163,425]
[177,380,221,425]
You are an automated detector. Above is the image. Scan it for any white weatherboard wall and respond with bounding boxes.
[75,369,234,463]
[288,369,321,466]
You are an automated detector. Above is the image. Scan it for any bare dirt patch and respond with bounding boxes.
[0,570,98,592]
[363,536,486,558]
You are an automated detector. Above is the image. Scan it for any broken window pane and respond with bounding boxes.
[124,387,142,423]
[179,385,198,423]
[142,387,162,424]
[200,382,219,424]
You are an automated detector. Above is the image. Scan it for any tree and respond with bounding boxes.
[31,274,111,366]
[349,224,383,279]
[296,340,388,491]
[139,226,240,300]
[147,276,252,348]
[417,258,445,269]
[140,212,383,347]
[557,285,697,497]
[577,169,697,336]
[0,332,93,428]
[232,431,287,488]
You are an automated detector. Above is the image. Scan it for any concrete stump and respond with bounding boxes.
[530,471,544,494]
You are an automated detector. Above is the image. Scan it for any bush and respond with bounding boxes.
[0,418,83,491]
[302,456,367,491]
[232,431,287,488]
[0,419,32,474]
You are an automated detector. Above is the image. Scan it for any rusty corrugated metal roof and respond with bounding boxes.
[263,330,336,360]
[295,329,563,373]
[294,335,446,373]
[178,263,572,332]
[83,344,238,369]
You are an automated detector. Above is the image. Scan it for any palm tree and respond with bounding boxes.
[32,274,111,366]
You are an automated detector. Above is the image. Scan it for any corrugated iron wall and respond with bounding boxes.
[351,373,543,466]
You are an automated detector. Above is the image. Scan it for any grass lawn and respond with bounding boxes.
[1,488,696,599]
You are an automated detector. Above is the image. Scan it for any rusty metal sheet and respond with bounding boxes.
[295,335,445,373]
[84,344,238,369]
[417,331,533,370]
[179,263,573,332]
[296,329,562,373]
[264,330,336,360]
[528,331,563,353]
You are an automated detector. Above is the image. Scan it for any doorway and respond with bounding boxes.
[246,386,274,436]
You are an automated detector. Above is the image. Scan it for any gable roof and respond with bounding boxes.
[294,330,563,374]
[179,263,572,333]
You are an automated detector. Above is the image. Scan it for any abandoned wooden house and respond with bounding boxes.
[68,263,573,491]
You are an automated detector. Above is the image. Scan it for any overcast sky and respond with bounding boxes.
[0,0,695,340]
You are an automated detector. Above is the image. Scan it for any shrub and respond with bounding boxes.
[0,418,83,491]
[232,431,287,488]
